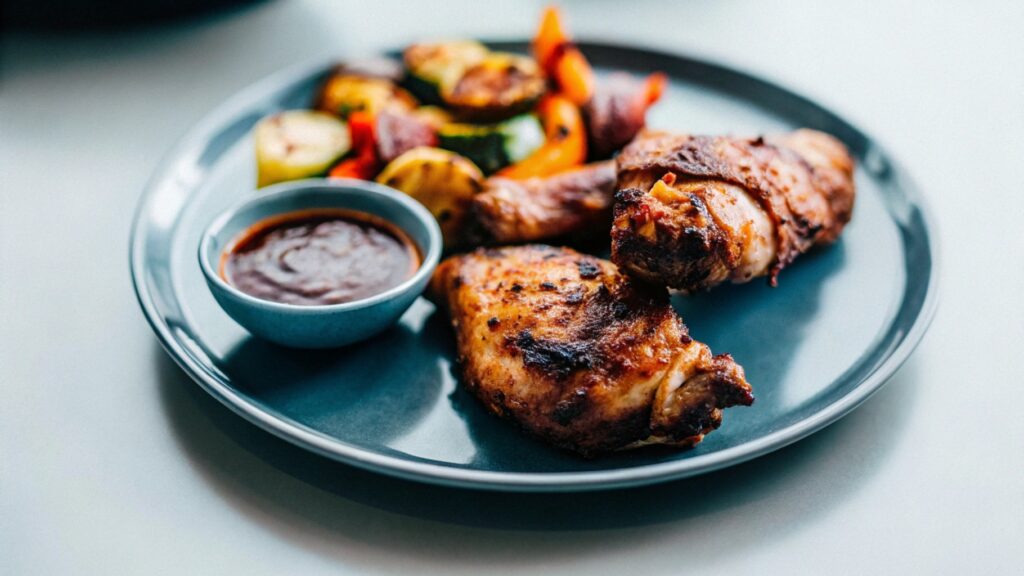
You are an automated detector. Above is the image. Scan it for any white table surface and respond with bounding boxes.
[3,1,1022,573]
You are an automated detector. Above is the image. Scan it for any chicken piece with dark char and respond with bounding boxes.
[611,129,855,292]
[430,245,753,456]
[471,160,616,245]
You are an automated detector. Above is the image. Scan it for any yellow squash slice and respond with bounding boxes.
[376,147,485,247]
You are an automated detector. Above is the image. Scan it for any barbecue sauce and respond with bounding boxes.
[221,209,420,306]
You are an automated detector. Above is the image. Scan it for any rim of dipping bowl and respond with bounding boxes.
[198,178,443,314]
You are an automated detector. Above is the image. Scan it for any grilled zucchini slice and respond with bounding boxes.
[403,40,489,104]
[437,114,544,174]
[255,110,351,187]
[440,52,546,122]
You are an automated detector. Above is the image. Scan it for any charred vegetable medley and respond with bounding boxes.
[254,6,666,246]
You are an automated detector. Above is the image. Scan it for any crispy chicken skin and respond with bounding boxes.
[471,161,616,244]
[611,129,855,291]
[430,245,753,456]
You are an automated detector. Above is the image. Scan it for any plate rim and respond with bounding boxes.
[130,41,940,492]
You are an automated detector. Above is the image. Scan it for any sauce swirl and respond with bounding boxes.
[221,209,420,306]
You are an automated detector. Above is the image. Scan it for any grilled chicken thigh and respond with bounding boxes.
[472,161,616,244]
[430,245,753,456]
[611,129,855,291]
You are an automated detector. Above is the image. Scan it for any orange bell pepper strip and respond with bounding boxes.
[554,48,594,106]
[328,111,379,180]
[533,6,594,106]
[534,6,565,71]
[496,95,586,179]
[643,72,668,106]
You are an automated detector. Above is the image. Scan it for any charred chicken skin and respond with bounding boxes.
[611,129,855,292]
[430,245,753,456]
[472,161,616,244]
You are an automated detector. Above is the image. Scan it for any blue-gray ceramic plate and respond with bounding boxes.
[130,42,938,492]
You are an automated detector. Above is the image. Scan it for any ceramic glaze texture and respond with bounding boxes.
[131,42,937,490]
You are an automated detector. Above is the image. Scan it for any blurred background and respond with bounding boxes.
[3,1,1022,574]
[4,0,264,28]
